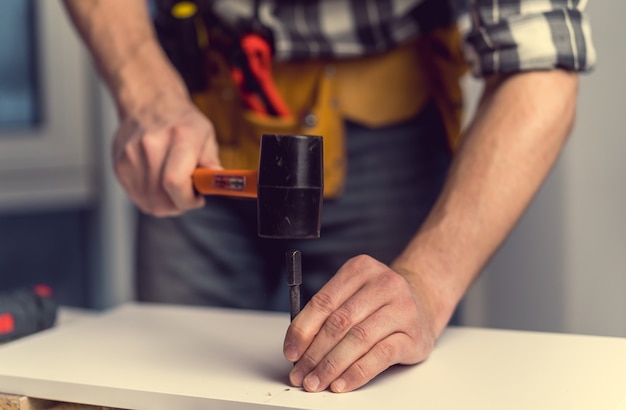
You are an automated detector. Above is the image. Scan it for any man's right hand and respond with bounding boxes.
[112,97,221,217]
[63,0,221,217]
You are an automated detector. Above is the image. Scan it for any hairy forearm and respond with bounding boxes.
[393,70,579,334]
[63,0,187,116]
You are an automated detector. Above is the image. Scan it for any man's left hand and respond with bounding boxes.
[283,254,437,393]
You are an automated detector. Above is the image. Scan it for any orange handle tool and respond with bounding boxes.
[192,169,258,199]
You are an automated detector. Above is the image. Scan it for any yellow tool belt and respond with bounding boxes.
[191,25,468,198]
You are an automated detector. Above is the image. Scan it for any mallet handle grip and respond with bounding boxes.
[192,169,258,198]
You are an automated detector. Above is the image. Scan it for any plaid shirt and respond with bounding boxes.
[210,0,596,77]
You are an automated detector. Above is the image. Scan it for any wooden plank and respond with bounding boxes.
[0,393,123,410]
[0,394,53,410]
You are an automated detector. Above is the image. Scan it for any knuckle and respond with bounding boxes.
[114,142,137,169]
[299,350,321,369]
[375,341,396,363]
[320,356,340,375]
[342,254,388,280]
[382,270,406,289]
[173,116,212,145]
[348,254,375,270]
[139,134,159,156]
[351,361,371,382]
[151,208,170,218]
[153,208,179,218]
[140,198,177,217]
[142,202,161,216]
[309,292,335,315]
[285,322,310,347]
[171,128,189,145]
[345,324,369,344]
[374,271,410,302]
[161,170,184,192]
[325,308,353,336]
[136,203,152,215]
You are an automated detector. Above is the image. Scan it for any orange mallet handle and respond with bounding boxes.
[192,169,258,199]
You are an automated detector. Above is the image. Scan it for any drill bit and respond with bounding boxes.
[286,250,302,321]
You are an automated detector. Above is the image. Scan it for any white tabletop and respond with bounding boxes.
[0,303,624,410]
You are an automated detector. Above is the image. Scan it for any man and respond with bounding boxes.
[63,0,594,394]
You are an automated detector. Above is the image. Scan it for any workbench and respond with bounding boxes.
[0,303,625,409]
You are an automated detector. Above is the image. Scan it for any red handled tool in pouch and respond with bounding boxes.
[199,0,292,119]
[154,1,291,118]
[230,33,291,118]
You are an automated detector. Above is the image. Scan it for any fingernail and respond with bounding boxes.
[304,374,320,392]
[284,344,299,362]
[290,370,304,387]
[331,378,346,393]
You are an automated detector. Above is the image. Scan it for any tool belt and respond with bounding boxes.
[155,2,468,198]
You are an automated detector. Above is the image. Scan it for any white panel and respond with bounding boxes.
[0,304,624,409]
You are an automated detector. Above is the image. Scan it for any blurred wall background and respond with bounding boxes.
[0,0,95,306]
[0,0,134,308]
[0,1,623,337]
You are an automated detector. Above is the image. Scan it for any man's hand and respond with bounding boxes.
[113,98,221,217]
[282,70,579,394]
[63,0,221,216]
[283,255,438,393]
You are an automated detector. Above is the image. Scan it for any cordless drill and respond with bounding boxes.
[0,285,58,343]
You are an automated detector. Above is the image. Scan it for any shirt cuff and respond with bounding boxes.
[463,7,596,77]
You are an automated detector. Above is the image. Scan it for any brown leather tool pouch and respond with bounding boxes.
[192,25,467,198]
[192,51,347,197]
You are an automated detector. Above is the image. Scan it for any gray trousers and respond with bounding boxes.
[136,102,452,312]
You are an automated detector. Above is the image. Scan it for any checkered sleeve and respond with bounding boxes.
[462,0,597,77]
